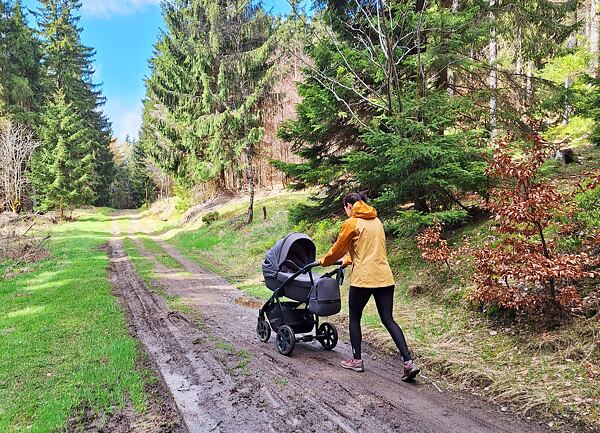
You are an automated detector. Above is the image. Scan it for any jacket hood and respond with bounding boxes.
[351,200,377,219]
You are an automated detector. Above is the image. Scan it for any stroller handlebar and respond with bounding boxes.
[300,260,343,273]
[301,262,320,273]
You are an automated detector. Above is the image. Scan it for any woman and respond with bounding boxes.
[318,192,420,381]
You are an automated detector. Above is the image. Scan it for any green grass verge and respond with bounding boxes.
[138,236,185,271]
[121,237,200,324]
[168,195,304,301]
[0,209,147,433]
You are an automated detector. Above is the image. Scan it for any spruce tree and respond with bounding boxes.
[30,88,95,218]
[276,1,575,222]
[35,0,114,205]
[143,0,209,183]
[276,2,488,218]
[143,0,277,221]
[0,1,10,116]
[129,138,155,206]
[0,0,44,127]
[199,0,276,222]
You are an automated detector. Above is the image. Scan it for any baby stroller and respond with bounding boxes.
[257,233,344,356]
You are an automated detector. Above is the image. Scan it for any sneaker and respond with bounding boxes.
[401,360,420,382]
[340,358,364,372]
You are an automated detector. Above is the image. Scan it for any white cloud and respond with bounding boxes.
[82,0,160,18]
[105,98,142,142]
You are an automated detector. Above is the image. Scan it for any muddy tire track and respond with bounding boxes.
[110,218,350,433]
[114,210,554,433]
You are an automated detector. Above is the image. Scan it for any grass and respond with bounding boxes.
[542,116,596,149]
[152,190,599,430]
[213,340,252,375]
[167,194,306,301]
[273,376,289,387]
[0,209,148,433]
[138,236,185,270]
[121,237,202,325]
[540,144,600,189]
[123,237,158,289]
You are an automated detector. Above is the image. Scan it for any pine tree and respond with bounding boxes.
[35,0,114,205]
[143,0,209,183]
[0,0,44,127]
[142,0,277,221]
[276,1,490,218]
[30,88,95,218]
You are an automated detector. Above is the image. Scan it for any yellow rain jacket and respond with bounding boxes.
[319,201,395,288]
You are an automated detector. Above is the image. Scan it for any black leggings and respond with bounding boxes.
[349,285,412,361]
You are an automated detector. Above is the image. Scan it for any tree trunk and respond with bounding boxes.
[246,143,254,225]
[437,0,452,93]
[526,60,533,103]
[489,0,497,139]
[515,23,525,108]
[564,8,578,124]
[378,0,401,115]
[564,75,573,124]
[413,0,428,119]
[568,6,577,50]
[447,0,459,96]
[515,24,523,76]
[591,0,599,77]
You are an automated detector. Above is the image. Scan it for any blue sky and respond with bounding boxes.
[23,0,295,142]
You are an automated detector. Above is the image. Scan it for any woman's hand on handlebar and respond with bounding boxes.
[336,260,349,269]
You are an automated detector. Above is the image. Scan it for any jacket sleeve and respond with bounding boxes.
[319,219,356,266]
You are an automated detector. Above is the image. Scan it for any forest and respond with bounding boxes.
[4,0,599,312]
[1,0,600,432]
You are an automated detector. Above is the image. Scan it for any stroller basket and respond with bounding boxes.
[265,301,315,334]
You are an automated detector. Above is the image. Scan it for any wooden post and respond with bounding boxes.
[263,206,267,220]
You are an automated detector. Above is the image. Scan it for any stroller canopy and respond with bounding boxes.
[262,233,316,279]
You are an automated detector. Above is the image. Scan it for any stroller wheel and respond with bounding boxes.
[276,325,296,356]
[256,316,271,342]
[317,322,338,350]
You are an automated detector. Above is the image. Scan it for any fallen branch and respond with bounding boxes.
[2,233,50,278]
[21,221,36,237]
[419,374,443,393]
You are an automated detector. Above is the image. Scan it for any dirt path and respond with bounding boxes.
[109,210,554,433]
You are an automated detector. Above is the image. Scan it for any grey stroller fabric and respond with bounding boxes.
[262,233,321,301]
[262,233,316,277]
[309,278,341,316]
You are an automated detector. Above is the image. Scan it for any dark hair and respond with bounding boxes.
[342,191,368,207]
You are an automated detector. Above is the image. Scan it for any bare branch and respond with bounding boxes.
[0,121,41,213]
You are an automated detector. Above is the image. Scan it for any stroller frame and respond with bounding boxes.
[257,261,343,356]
